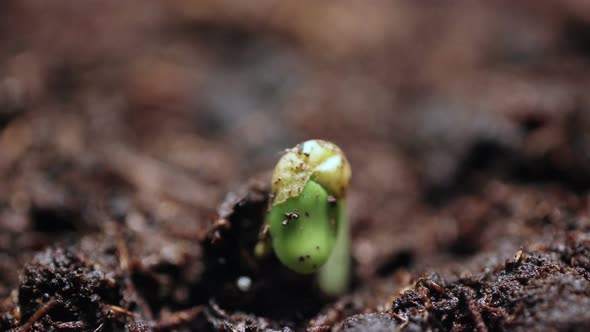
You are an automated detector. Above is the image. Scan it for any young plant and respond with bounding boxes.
[259,139,351,296]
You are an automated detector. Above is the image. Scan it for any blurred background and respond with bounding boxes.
[2,0,590,328]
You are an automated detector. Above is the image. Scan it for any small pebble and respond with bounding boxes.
[236,276,252,292]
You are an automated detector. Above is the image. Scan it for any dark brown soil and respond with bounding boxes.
[2,1,590,331]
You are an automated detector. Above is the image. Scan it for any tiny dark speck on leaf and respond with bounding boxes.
[299,256,305,262]
[316,246,320,250]
[305,211,310,217]
[306,255,310,258]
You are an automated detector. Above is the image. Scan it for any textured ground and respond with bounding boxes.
[1,1,590,331]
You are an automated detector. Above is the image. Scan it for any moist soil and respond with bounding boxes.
[2,1,590,331]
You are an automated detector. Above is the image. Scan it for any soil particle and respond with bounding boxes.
[391,238,590,331]
[338,313,398,332]
[15,247,128,331]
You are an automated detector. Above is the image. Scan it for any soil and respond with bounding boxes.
[2,1,590,331]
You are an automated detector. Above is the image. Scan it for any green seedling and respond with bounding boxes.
[258,139,351,295]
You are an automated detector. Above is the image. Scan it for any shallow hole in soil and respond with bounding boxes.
[376,250,414,277]
[447,235,481,257]
[30,206,79,233]
[425,141,515,206]
[562,19,590,58]
[197,183,350,323]
[0,110,21,131]
[510,160,590,193]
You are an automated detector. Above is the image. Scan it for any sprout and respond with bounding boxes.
[261,139,351,295]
